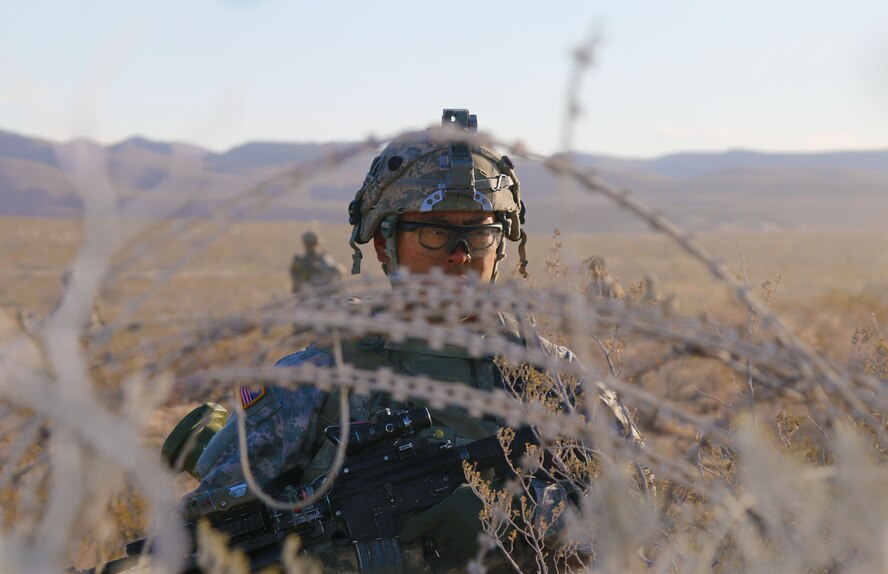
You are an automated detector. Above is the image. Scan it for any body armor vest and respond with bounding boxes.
[296,334,518,573]
[300,335,504,484]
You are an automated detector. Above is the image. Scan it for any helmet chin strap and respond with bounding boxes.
[491,211,525,282]
[380,215,399,277]
[490,240,507,283]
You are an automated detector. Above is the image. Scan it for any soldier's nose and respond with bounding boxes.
[444,242,472,266]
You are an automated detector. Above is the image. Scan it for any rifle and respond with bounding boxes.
[76,407,536,573]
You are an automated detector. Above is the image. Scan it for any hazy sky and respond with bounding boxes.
[2,0,886,157]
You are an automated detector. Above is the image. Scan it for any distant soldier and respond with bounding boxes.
[289,231,346,292]
[642,272,677,313]
[642,272,661,304]
[586,255,625,299]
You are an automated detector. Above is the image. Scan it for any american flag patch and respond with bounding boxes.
[239,385,267,409]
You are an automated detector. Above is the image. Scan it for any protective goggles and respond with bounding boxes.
[396,221,504,255]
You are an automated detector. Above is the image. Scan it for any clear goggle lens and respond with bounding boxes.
[396,221,504,254]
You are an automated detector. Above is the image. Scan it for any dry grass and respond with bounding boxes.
[1,202,887,573]
[4,216,885,316]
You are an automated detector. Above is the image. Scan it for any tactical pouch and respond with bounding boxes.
[354,538,404,573]
[161,403,228,479]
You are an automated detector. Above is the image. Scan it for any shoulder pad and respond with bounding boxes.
[275,347,334,368]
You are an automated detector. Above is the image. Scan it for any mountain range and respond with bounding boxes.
[1,128,885,233]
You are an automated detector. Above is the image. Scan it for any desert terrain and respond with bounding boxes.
[4,217,885,344]
[1,213,887,571]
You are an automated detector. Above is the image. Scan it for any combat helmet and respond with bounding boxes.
[348,109,527,281]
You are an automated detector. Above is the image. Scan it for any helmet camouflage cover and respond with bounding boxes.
[348,109,527,278]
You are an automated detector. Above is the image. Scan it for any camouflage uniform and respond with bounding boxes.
[195,325,642,573]
[290,232,345,292]
[191,110,645,573]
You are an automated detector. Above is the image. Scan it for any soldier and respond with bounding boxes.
[642,272,661,304]
[183,110,645,573]
[289,231,346,292]
[586,255,625,300]
[642,272,677,313]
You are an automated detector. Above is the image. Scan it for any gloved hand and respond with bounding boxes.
[399,484,485,569]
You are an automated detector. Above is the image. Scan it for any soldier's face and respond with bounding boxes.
[373,211,502,281]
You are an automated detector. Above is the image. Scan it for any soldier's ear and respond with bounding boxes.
[372,231,388,264]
